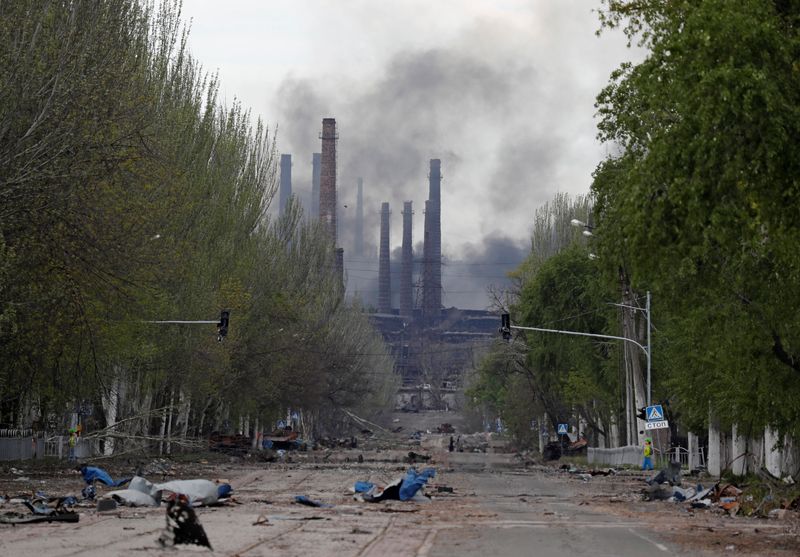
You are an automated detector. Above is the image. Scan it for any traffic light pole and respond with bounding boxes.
[147,320,219,324]
[505,302,652,407]
[145,309,231,342]
[509,322,649,357]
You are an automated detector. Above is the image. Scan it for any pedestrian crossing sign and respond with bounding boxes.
[646,405,664,421]
[557,423,568,435]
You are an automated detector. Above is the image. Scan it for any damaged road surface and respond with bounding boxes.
[1,451,793,556]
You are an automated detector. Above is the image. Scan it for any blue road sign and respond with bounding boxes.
[646,405,664,421]
[557,423,568,435]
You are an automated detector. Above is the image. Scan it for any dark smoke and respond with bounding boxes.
[270,13,623,309]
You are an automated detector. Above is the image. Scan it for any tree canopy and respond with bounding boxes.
[593,0,800,436]
[0,0,394,446]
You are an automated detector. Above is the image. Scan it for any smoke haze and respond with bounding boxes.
[181,1,639,308]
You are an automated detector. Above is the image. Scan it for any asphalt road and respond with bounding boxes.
[426,466,672,557]
[0,451,690,557]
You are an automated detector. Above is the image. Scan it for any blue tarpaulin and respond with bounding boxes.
[80,465,131,487]
[399,467,435,501]
[353,467,435,502]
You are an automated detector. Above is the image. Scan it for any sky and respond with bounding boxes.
[179,0,640,309]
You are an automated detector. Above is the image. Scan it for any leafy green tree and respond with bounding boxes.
[471,194,622,448]
[593,0,800,437]
[0,1,395,447]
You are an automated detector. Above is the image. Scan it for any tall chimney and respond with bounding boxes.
[378,202,391,314]
[400,201,413,318]
[355,178,364,258]
[319,119,338,243]
[310,153,321,218]
[429,158,441,205]
[279,154,292,214]
[422,159,442,324]
[335,247,345,292]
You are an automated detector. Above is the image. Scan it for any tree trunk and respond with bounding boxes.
[251,417,260,450]
[166,389,175,455]
[158,402,167,456]
[101,370,122,456]
[179,390,191,441]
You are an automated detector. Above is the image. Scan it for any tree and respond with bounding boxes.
[593,0,800,436]
[471,194,623,448]
[0,1,396,448]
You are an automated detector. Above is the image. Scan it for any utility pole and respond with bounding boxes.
[502,297,652,447]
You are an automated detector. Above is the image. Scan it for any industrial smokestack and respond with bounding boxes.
[422,159,442,324]
[429,158,441,205]
[378,202,391,314]
[279,154,292,214]
[311,153,321,218]
[319,119,338,243]
[400,201,413,318]
[335,247,345,291]
[355,178,364,258]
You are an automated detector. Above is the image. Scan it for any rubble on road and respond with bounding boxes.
[559,464,618,480]
[0,490,82,524]
[262,429,307,451]
[105,476,162,507]
[155,478,233,507]
[159,494,212,550]
[78,464,132,487]
[636,465,800,520]
[353,467,436,503]
[295,495,333,508]
[406,451,431,463]
[317,435,359,449]
[209,431,251,455]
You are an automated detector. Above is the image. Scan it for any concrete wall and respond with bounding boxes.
[707,422,799,479]
[588,445,644,467]
[395,389,458,412]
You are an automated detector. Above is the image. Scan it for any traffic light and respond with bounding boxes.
[217,310,230,342]
[636,407,647,421]
[500,313,511,341]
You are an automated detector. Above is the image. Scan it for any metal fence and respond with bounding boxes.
[0,431,98,462]
[663,445,705,470]
[589,444,706,469]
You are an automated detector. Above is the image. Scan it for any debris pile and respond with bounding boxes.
[559,464,618,482]
[639,465,800,518]
[352,467,436,503]
[0,462,234,535]
[208,431,251,455]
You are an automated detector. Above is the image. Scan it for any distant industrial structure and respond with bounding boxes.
[367,159,495,410]
[400,201,413,319]
[378,202,391,314]
[355,178,364,258]
[290,123,497,411]
[310,152,321,218]
[422,159,442,326]
[319,118,338,244]
[279,154,292,214]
